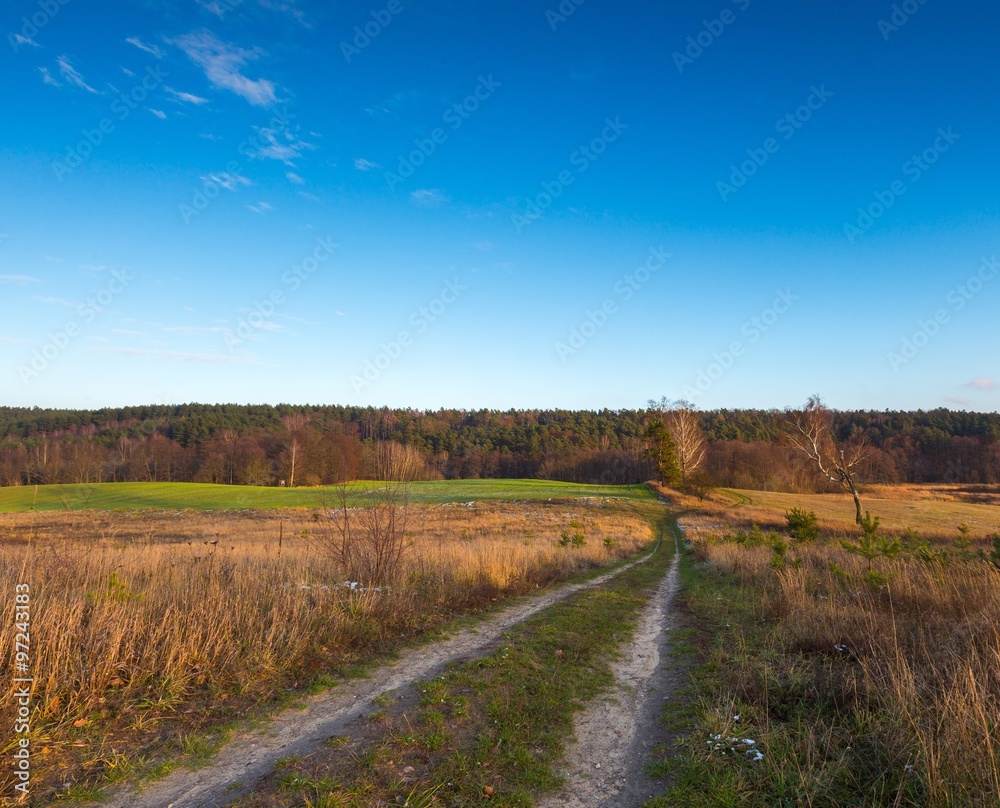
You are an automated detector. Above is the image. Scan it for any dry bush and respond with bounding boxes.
[0,499,653,802]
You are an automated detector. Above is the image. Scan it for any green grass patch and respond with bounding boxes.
[0,479,654,513]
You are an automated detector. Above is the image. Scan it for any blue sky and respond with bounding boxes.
[1,0,998,412]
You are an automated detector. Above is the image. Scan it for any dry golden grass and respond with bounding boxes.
[697,485,1000,542]
[0,499,655,804]
[677,486,1000,806]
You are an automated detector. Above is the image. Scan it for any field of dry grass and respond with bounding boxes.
[661,484,1000,806]
[713,485,1000,541]
[0,497,656,805]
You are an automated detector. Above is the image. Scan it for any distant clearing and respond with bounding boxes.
[0,479,654,513]
[717,486,1000,539]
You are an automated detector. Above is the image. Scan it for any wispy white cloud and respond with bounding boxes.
[56,55,99,93]
[200,172,251,191]
[39,67,59,86]
[197,0,230,17]
[354,158,379,171]
[247,201,274,214]
[0,275,43,286]
[944,397,973,408]
[171,30,277,107]
[298,191,321,202]
[166,86,210,105]
[967,376,996,391]
[12,34,40,50]
[234,313,287,332]
[258,0,311,26]
[245,125,313,164]
[285,171,304,184]
[125,37,166,59]
[121,66,136,77]
[411,188,450,206]
[150,108,167,119]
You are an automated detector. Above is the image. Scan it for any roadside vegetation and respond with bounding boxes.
[0,490,656,804]
[651,487,1000,807]
[237,513,674,808]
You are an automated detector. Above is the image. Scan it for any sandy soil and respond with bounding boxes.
[538,534,682,807]
[98,546,661,808]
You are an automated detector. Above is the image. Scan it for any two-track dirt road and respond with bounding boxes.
[101,527,683,808]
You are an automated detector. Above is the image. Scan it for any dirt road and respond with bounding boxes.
[99,542,665,808]
[538,533,682,807]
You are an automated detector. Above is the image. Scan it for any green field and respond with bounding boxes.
[0,479,654,513]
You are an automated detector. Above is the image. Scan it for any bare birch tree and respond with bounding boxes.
[281,414,309,487]
[785,396,869,524]
[649,398,707,486]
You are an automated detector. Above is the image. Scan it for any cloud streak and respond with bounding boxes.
[1,275,43,286]
[166,86,210,105]
[171,30,277,107]
[126,37,166,59]
[411,188,450,206]
[967,376,996,391]
[56,55,99,93]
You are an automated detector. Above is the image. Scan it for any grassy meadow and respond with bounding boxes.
[0,480,654,514]
[654,484,1000,807]
[0,483,659,805]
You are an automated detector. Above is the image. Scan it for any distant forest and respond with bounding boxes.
[1,404,999,490]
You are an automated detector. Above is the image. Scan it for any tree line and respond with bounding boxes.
[0,403,998,489]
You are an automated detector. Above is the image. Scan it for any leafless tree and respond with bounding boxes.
[369,441,426,482]
[281,414,309,487]
[785,395,869,524]
[315,441,419,586]
[322,480,411,586]
[649,398,707,486]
